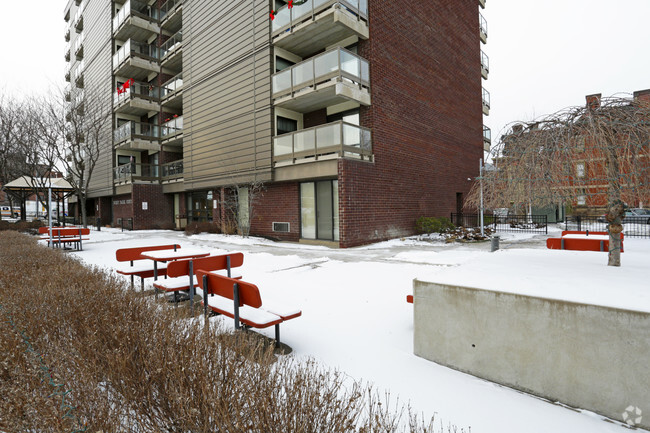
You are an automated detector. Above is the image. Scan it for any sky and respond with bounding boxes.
[0,0,649,146]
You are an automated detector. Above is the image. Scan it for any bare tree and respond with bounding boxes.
[219,178,266,237]
[467,94,650,266]
[40,90,112,228]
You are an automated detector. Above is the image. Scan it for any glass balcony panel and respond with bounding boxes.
[162,159,183,178]
[274,135,294,157]
[160,0,182,20]
[339,50,360,77]
[360,59,369,82]
[161,31,182,58]
[271,9,290,32]
[342,123,361,148]
[316,123,341,148]
[292,61,314,88]
[161,74,183,97]
[361,129,371,152]
[294,129,316,154]
[314,50,339,77]
[113,0,131,31]
[272,69,292,94]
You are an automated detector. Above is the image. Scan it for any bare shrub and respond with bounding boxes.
[0,232,464,432]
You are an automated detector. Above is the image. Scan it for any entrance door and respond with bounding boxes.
[301,180,339,241]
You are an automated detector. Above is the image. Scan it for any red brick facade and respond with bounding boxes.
[249,183,301,242]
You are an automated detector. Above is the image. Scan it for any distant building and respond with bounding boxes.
[64,0,487,246]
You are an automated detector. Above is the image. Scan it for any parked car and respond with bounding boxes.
[624,208,650,224]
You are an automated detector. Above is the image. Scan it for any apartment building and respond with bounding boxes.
[63,0,487,247]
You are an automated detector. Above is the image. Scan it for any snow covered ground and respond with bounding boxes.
[62,226,649,433]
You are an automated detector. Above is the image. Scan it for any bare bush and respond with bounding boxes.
[0,232,464,432]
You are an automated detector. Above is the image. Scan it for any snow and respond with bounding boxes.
[67,227,649,433]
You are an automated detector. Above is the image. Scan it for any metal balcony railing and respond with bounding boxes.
[272,46,370,98]
[161,73,183,98]
[113,0,159,33]
[479,13,488,40]
[482,87,491,110]
[73,4,84,32]
[113,163,159,183]
[160,30,182,59]
[159,0,182,21]
[481,50,489,74]
[273,120,372,164]
[113,81,160,107]
[161,116,183,138]
[112,39,159,70]
[272,0,368,35]
[162,159,183,179]
[483,126,491,143]
[113,121,162,144]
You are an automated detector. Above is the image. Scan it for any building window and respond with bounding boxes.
[327,108,359,125]
[276,56,294,72]
[277,116,298,135]
[577,193,586,206]
[576,162,585,178]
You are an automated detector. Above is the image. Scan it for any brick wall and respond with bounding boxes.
[112,193,133,226]
[337,0,484,248]
[131,184,174,229]
[249,182,300,242]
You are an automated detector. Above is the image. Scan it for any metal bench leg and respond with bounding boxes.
[141,277,145,292]
[274,324,280,345]
[130,275,134,290]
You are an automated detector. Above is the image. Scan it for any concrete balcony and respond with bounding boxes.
[272,47,370,113]
[112,39,160,81]
[74,34,85,60]
[483,125,491,152]
[273,120,372,181]
[161,159,183,182]
[73,7,83,33]
[72,60,85,88]
[113,0,160,43]
[113,121,161,152]
[482,87,490,115]
[161,73,183,110]
[160,30,182,74]
[64,45,71,62]
[160,0,182,32]
[113,81,161,116]
[481,50,489,80]
[272,0,369,57]
[479,13,488,44]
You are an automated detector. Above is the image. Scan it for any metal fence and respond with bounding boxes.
[451,213,548,235]
[117,218,133,231]
[565,216,650,238]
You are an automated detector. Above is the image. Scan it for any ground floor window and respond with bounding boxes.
[301,180,339,241]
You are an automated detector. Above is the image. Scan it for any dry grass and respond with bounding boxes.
[0,231,466,432]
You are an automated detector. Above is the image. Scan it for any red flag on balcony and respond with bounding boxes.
[270,10,276,20]
[288,0,293,8]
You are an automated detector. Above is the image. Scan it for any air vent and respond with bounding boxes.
[273,222,290,233]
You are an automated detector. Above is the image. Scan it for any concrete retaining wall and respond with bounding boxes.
[413,279,650,429]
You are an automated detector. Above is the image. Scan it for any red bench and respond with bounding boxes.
[115,245,179,290]
[546,231,624,252]
[39,227,90,250]
[153,252,244,304]
[196,271,301,344]
[406,295,414,304]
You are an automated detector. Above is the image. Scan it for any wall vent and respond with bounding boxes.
[273,222,290,233]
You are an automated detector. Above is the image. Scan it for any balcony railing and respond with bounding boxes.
[112,39,159,70]
[480,50,489,75]
[483,126,491,144]
[113,81,160,107]
[482,87,490,110]
[113,163,159,183]
[162,159,183,180]
[113,121,163,144]
[479,13,488,42]
[159,0,182,21]
[113,0,159,33]
[160,30,182,59]
[272,46,370,98]
[74,4,84,32]
[272,0,368,35]
[161,73,183,98]
[74,33,85,59]
[273,120,372,164]
[161,116,183,138]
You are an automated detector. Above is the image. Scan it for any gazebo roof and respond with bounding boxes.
[3,176,74,193]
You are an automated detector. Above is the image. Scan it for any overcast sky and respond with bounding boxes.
[1,1,648,145]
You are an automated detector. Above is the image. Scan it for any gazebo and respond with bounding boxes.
[2,176,75,226]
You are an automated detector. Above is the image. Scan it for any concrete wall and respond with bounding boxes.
[413,280,650,429]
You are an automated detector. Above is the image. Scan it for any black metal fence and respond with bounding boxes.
[566,216,650,238]
[117,218,134,231]
[451,213,548,235]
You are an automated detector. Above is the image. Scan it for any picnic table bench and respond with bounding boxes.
[38,227,90,250]
[115,244,180,290]
[153,252,244,305]
[197,270,301,344]
[546,230,624,252]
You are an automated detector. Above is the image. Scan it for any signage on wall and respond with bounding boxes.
[142,202,148,210]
